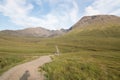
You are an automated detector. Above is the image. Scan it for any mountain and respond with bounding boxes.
[58,15,120,51]
[0,15,120,38]
[68,15,120,38]
[0,15,120,79]
[70,15,120,30]
[0,27,67,37]
[1,15,119,38]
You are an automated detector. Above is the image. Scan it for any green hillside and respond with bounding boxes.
[58,26,120,51]
[42,36,120,80]
[41,15,120,80]
[0,15,120,79]
[0,35,53,74]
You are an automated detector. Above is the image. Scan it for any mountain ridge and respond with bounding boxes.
[0,15,120,38]
[69,15,120,30]
[0,27,67,37]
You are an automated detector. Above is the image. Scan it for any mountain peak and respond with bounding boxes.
[82,15,118,19]
[80,15,119,22]
[0,27,67,37]
[70,15,120,30]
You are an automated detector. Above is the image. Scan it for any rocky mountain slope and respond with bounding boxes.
[0,27,67,37]
[69,15,120,30]
[0,15,119,38]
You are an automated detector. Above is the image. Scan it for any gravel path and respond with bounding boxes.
[0,55,52,80]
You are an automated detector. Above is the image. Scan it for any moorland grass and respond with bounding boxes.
[41,26,120,80]
[0,55,25,75]
[0,25,120,79]
[41,51,120,80]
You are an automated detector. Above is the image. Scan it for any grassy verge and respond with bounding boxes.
[0,54,40,75]
[0,36,55,75]
[41,51,120,80]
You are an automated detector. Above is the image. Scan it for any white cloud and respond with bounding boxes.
[85,6,100,15]
[1,0,33,16]
[69,1,79,23]
[85,0,120,16]
[111,9,120,15]
[0,0,80,30]
[0,0,120,30]
[0,0,34,27]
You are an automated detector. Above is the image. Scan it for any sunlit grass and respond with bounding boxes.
[42,51,120,80]
[41,25,120,80]
[0,25,120,79]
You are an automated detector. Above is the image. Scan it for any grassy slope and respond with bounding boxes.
[0,35,54,75]
[0,23,120,79]
[42,51,120,80]
[47,26,120,54]
[41,25,120,80]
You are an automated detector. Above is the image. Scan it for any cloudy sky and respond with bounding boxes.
[0,0,120,30]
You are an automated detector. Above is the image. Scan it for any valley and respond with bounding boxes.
[0,15,120,80]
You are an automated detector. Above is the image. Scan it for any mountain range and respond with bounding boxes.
[0,15,120,37]
[0,27,67,37]
[0,15,120,80]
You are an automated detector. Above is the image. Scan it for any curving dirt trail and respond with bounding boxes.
[0,55,52,80]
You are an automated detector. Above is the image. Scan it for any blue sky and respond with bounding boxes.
[0,0,120,30]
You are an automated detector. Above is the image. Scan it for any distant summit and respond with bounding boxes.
[70,15,120,30]
[0,27,67,37]
[0,15,120,38]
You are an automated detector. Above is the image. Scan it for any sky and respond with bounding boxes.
[0,0,120,30]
